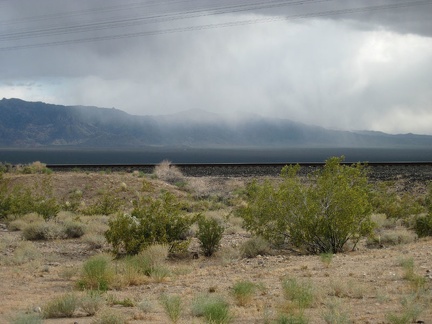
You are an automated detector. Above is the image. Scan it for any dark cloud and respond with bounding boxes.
[1,0,431,134]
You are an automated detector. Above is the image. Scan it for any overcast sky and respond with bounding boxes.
[1,0,431,134]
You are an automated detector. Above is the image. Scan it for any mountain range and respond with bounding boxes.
[1,98,431,148]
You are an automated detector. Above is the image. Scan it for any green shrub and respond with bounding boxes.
[240,236,270,258]
[105,192,196,255]
[197,217,224,257]
[77,254,114,291]
[42,293,79,318]
[160,294,182,323]
[414,214,432,237]
[239,156,373,254]
[232,280,256,306]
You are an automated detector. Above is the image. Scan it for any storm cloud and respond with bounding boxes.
[1,0,431,134]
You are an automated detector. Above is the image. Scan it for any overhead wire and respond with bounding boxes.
[0,0,327,41]
[0,0,430,51]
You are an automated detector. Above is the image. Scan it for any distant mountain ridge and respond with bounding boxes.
[1,98,431,148]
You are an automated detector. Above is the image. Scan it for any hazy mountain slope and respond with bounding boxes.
[1,98,431,148]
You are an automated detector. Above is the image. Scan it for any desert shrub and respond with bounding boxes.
[42,293,79,318]
[77,254,114,291]
[239,157,373,254]
[80,291,104,316]
[0,172,12,219]
[281,277,315,309]
[83,190,122,215]
[197,216,224,257]
[414,214,432,238]
[63,221,86,238]
[82,233,106,249]
[22,221,65,240]
[367,228,417,247]
[232,280,256,306]
[160,294,182,323]
[91,309,126,324]
[9,312,43,324]
[105,192,196,255]
[191,294,231,323]
[154,160,185,185]
[240,236,271,258]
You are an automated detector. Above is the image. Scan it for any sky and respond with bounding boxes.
[0,0,431,135]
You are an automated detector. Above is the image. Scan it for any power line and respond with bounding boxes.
[0,0,430,51]
[0,0,327,41]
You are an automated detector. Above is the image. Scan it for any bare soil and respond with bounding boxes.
[0,171,431,323]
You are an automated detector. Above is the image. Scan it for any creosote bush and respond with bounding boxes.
[105,192,197,255]
[197,216,225,257]
[239,156,373,254]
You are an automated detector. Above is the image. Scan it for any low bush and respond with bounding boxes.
[240,236,271,258]
[275,313,309,324]
[91,309,126,324]
[80,291,104,316]
[42,293,79,318]
[197,217,224,257]
[367,228,417,247]
[63,221,86,238]
[77,254,114,291]
[22,221,65,240]
[105,192,197,255]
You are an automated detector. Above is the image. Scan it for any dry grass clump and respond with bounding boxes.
[22,221,65,240]
[77,254,115,291]
[91,309,127,324]
[327,279,366,299]
[42,293,79,318]
[10,241,41,265]
[153,160,185,185]
[367,227,417,247]
[232,280,256,306]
